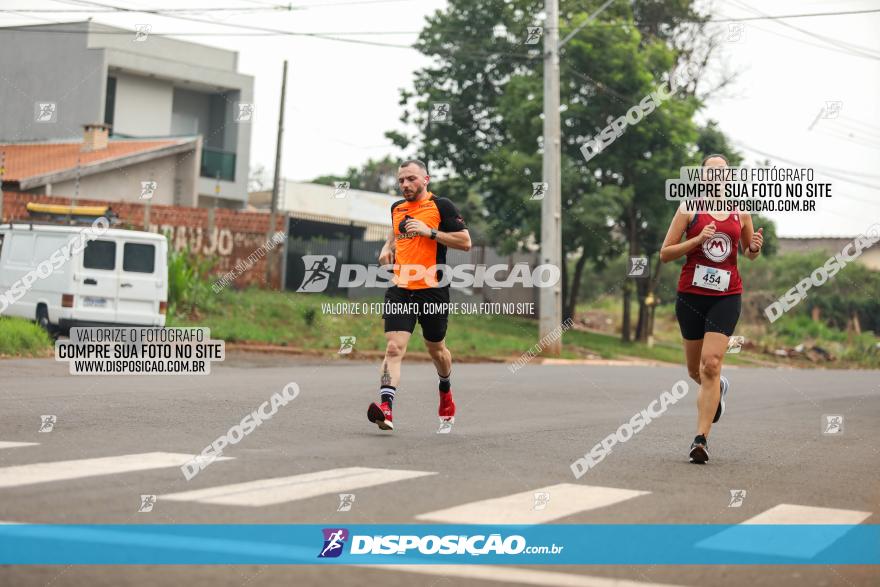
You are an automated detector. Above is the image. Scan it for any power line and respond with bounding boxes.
[6,4,879,19]
[817,129,880,151]
[0,24,423,37]
[0,19,546,60]
[4,5,879,40]
[729,0,880,61]
[722,16,880,62]
[826,120,880,142]
[55,0,416,47]
[705,7,880,22]
[1,4,289,13]
[44,0,418,10]
[839,115,880,135]
[782,159,880,180]
[734,141,880,194]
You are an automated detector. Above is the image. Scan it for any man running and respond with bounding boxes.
[660,154,764,463]
[367,160,471,431]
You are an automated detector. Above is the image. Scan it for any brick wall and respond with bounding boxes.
[1,191,286,289]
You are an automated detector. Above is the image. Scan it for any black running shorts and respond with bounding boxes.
[383,285,450,342]
[675,292,741,340]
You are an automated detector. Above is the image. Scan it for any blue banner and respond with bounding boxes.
[0,524,876,565]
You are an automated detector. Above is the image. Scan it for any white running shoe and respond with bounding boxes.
[714,375,729,424]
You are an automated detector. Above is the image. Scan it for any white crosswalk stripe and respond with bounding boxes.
[0,442,39,450]
[0,452,232,489]
[741,503,872,525]
[162,466,436,507]
[416,483,650,524]
[697,503,873,558]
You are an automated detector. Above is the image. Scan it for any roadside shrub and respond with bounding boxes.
[167,246,218,317]
[301,306,319,327]
[740,251,880,334]
[0,316,52,356]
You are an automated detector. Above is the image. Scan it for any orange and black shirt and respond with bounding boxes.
[391,193,467,290]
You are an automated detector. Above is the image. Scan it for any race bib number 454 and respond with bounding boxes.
[693,264,731,292]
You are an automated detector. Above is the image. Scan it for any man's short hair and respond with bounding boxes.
[399,159,428,174]
[701,153,729,166]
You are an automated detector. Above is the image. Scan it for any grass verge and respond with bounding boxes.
[169,288,686,363]
[0,316,53,357]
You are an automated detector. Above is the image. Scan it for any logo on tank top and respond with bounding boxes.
[702,232,732,262]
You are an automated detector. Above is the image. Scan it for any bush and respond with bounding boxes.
[0,316,53,356]
[573,253,681,304]
[740,251,880,333]
[167,246,218,318]
[301,306,319,327]
[768,314,850,345]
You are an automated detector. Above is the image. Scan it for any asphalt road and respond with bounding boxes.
[0,352,877,586]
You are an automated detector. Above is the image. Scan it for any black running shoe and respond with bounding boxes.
[689,435,709,464]
[713,375,729,424]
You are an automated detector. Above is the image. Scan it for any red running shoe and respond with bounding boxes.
[438,391,455,423]
[367,401,393,431]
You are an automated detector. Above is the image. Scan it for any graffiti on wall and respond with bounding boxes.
[147,223,285,283]
[149,224,235,256]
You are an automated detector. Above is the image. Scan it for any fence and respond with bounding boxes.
[284,216,540,316]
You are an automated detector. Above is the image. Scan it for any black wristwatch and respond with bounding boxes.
[430,229,437,240]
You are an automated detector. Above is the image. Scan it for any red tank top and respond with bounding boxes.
[678,212,743,295]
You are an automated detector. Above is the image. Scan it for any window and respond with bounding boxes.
[83,240,116,270]
[123,243,155,273]
[104,76,116,127]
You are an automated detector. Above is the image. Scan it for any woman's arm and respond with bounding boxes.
[740,213,763,260]
[660,208,715,263]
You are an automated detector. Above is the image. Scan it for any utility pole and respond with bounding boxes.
[0,151,5,223]
[267,59,288,286]
[540,0,617,354]
[540,0,563,355]
[70,156,81,225]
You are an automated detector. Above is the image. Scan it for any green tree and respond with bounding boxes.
[312,155,400,194]
[393,0,724,330]
[428,175,491,245]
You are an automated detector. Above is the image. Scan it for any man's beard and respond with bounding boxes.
[403,186,424,201]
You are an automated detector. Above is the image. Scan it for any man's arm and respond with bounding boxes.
[435,228,471,251]
[401,219,471,251]
[379,228,396,265]
[431,196,471,251]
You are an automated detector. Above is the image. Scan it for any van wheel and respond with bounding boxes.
[36,305,58,339]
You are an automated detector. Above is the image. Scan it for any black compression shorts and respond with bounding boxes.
[383,285,450,342]
[675,292,741,340]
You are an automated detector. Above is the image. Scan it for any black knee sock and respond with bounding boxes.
[379,386,396,408]
[438,372,451,393]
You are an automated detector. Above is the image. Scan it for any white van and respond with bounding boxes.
[0,223,168,333]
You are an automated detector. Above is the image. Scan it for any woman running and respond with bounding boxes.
[660,154,764,463]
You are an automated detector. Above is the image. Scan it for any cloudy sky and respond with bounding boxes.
[2,0,878,237]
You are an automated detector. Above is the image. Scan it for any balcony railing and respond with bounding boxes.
[201,147,236,182]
